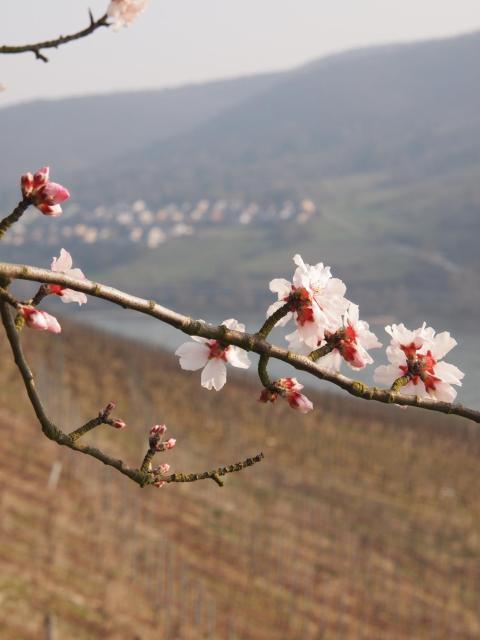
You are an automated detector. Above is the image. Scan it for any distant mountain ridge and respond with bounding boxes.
[0,71,281,202]
[98,29,480,203]
[1,31,480,329]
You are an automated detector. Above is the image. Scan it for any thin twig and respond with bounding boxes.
[165,453,265,486]
[0,286,19,308]
[0,12,109,63]
[1,261,476,423]
[0,198,31,239]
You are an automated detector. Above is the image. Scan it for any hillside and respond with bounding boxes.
[89,31,480,204]
[84,31,480,326]
[0,320,479,638]
[0,71,281,203]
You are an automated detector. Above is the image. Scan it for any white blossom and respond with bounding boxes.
[175,319,251,391]
[374,323,464,402]
[50,249,88,305]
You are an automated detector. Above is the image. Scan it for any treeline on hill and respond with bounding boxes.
[0,319,479,639]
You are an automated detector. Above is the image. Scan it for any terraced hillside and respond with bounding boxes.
[0,321,479,638]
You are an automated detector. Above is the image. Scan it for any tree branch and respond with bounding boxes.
[0,12,109,63]
[0,261,478,424]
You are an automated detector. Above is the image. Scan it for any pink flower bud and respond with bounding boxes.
[20,306,61,334]
[165,438,176,450]
[32,166,50,190]
[150,424,167,436]
[21,173,34,197]
[112,419,126,430]
[34,183,70,217]
[286,391,314,414]
[154,480,166,489]
[20,167,70,216]
[105,401,116,413]
[159,463,170,475]
[38,181,70,205]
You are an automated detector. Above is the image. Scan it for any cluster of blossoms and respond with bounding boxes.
[268,254,381,369]
[374,324,464,402]
[148,424,176,488]
[259,255,384,412]
[107,0,149,30]
[21,166,70,217]
[14,167,86,334]
[175,253,464,412]
[9,168,466,413]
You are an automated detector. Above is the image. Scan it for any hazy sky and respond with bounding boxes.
[1,1,479,106]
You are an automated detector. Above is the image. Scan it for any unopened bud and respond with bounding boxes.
[21,173,34,198]
[159,463,170,475]
[150,424,167,436]
[154,480,166,489]
[112,419,126,430]
[100,401,116,420]
[165,438,176,450]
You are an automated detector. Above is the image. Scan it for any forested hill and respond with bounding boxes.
[74,30,480,204]
[0,70,281,200]
[1,31,480,328]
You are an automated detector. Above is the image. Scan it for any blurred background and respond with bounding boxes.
[1,2,480,638]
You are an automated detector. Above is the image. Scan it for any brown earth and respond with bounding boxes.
[0,319,479,639]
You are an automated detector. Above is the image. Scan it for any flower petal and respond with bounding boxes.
[51,248,72,272]
[434,361,464,385]
[269,278,291,298]
[226,346,251,369]
[318,349,343,372]
[201,358,227,391]
[60,289,88,305]
[175,342,209,370]
[221,318,245,332]
[374,364,401,387]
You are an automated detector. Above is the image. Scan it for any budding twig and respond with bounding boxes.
[69,402,124,441]
[0,12,109,63]
[0,300,263,489]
